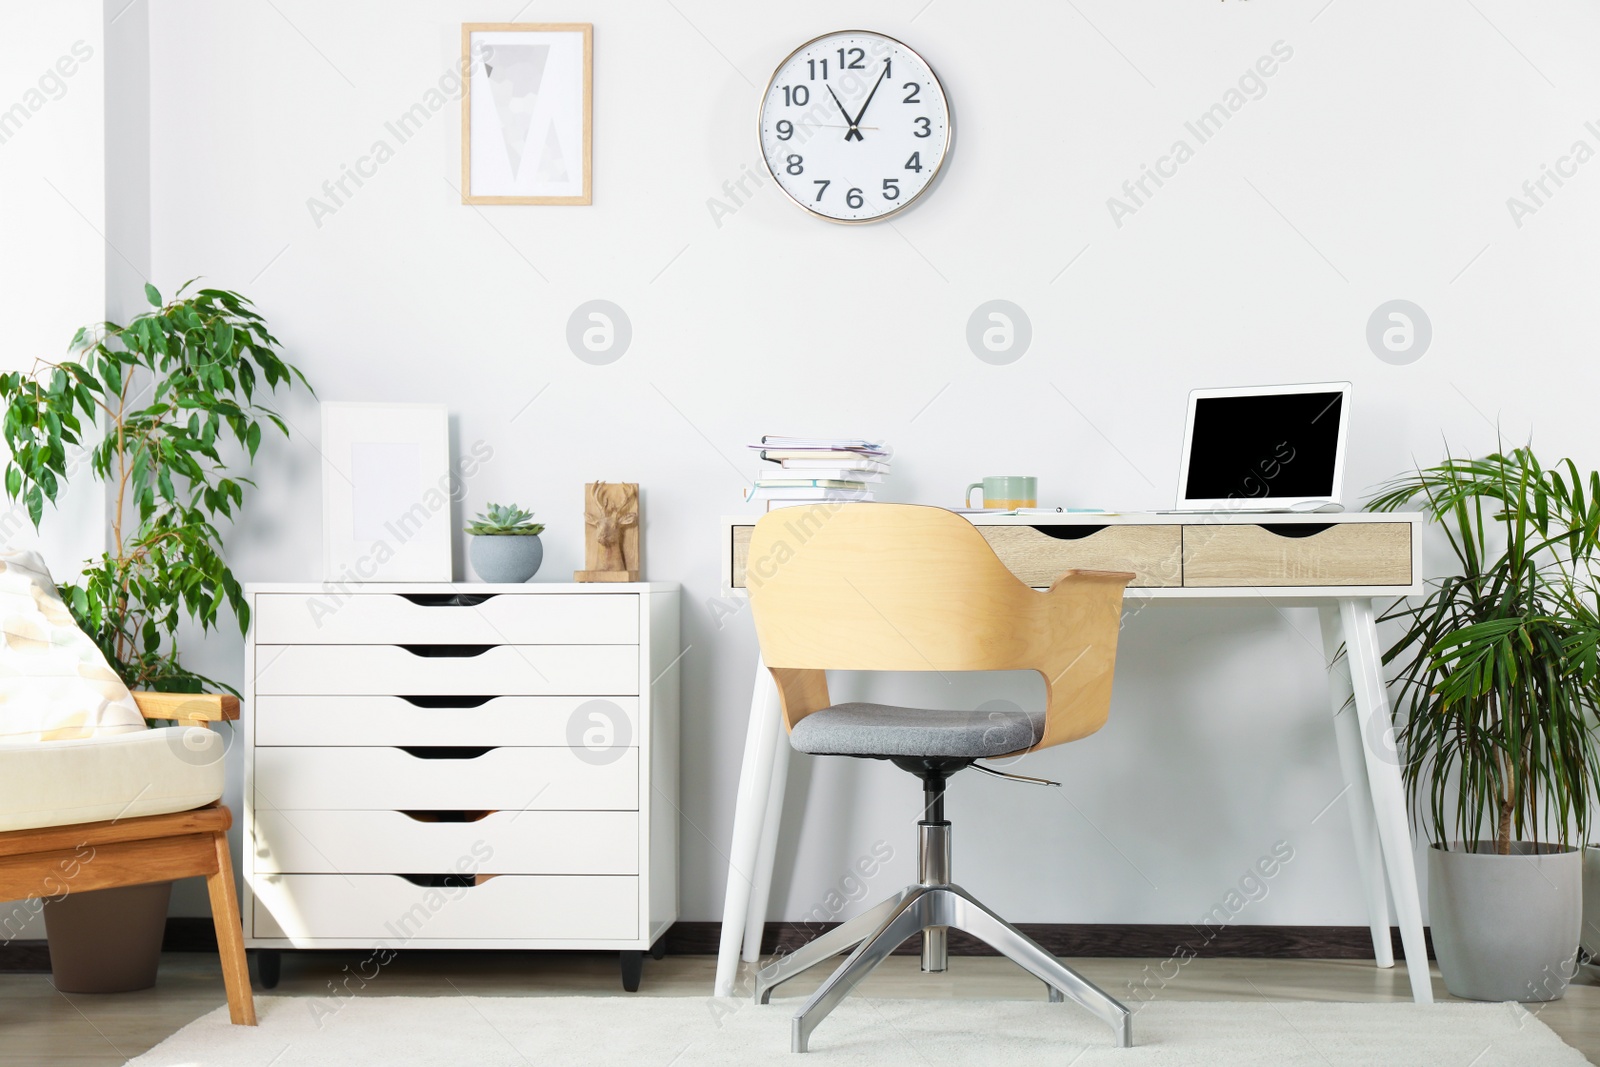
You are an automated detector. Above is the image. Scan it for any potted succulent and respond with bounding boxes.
[1370,446,1600,1002]
[0,281,309,991]
[466,503,546,582]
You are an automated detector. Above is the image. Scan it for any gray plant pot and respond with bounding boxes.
[1582,845,1600,965]
[468,534,543,583]
[1428,841,1581,1002]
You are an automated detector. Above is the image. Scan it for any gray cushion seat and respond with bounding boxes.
[789,702,1046,759]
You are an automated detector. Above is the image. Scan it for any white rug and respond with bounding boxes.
[127,995,1586,1065]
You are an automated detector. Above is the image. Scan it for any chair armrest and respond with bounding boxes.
[131,691,241,726]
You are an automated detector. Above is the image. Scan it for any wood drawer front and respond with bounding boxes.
[254,593,638,645]
[254,747,638,810]
[1181,522,1412,588]
[978,525,1181,588]
[253,696,640,747]
[255,645,638,696]
[731,523,1181,588]
[252,810,638,875]
[252,874,638,941]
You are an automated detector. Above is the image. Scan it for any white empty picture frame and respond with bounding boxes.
[461,22,592,205]
[321,403,451,582]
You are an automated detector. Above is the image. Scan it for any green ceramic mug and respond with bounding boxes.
[966,476,1037,510]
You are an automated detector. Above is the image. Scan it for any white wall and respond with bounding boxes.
[0,0,106,943]
[125,0,1600,928]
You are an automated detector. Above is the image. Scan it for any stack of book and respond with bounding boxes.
[744,436,891,511]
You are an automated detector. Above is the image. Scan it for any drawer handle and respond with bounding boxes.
[397,746,495,760]
[400,593,497,607]
[395,873,489,889]
[1028,524,1108,541]
[399,644,495,658]
[398,810,495,823]
[398,695,496,709]
[1256,523,1335,539]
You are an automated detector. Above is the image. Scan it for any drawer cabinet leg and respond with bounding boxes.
[253,949,282,990]
[650,940,666,961]
[620,950,644,992]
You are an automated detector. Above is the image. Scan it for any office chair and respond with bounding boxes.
[745,503,1135,1052]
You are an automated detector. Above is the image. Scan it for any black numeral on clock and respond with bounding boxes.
[812,180,830,201]
[905,152,923,172]
[781,85,810,106]
[786,155,803,175]
[776,120,793,141]
[881,178,900,201]
[846,187,864,209]
[903,83,921,104]
[807,58,828,80]
[837,47,865,70]
[913,116,932,138]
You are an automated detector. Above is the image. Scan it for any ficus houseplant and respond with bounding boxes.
[0,280,310,689]
[465,502,546,583]
[1370,445,1600,1001]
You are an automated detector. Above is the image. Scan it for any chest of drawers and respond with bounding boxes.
[240,583,679,988]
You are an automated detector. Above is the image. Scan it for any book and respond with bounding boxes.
[754,478,868,490]
[767,469,884,482]
[777,458,891,474]
[758,436,887,451]
[758,449,889,462]
[744,487,874,502]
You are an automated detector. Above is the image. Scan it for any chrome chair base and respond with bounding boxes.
[754,879,1132,1053]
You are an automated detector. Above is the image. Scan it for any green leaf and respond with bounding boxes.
[144,282,162,307]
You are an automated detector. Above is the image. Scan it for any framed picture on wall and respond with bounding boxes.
[321,402,452,582]
[461,22,592,205]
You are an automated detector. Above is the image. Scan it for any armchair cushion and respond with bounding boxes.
[0,549,144,742]
[0,726,223,832]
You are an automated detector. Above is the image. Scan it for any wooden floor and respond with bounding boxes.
[3,951,1598,1064]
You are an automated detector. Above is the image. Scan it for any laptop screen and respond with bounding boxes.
[1183,390,1344,502]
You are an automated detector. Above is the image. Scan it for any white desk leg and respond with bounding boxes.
[714,652,784,997]
[1339,598,1434,1004]
[743,718,791,963]
[1318,605,1394,969]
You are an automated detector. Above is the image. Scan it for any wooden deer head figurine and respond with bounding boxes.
[576,482,640,582]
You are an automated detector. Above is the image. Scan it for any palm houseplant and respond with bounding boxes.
[0,281,309,990]
[1370,446,1600,1001]
[465,502,545,582]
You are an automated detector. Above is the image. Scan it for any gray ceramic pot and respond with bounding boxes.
[1582,845,1600,963]
[1428,841,1581,1002]
[469,534,543,583]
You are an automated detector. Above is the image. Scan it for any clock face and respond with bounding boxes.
[759,31,951,224]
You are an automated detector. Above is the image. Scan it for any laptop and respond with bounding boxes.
[1162,382,1351,514]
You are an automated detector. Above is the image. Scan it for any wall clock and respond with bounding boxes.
[758,31,952,224]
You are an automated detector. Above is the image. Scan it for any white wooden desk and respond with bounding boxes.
[713,509,1433,1003]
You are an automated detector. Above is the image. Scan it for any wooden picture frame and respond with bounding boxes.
[461,22,592,205]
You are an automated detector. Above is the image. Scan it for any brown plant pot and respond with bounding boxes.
[42,881,172,993]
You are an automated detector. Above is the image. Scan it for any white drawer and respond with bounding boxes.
[254,747,638,810]
[254,592,639,645]
[251,810,638,875]
[252,874,638,941]
[254,645,638,696]
[253,695,640,747]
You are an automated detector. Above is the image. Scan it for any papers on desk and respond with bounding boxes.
[950,507,1116,515]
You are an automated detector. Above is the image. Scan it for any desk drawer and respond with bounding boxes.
[978,525,1181,588]
[251,810,638,875]
[252,874,638,941]
[253,695,639,747]
[254,747,638,810]
[254,592,638,645]
[255,645,638,696]
[1181,522,1412,588]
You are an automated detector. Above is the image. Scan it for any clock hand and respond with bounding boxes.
[824,85,858,140]
[801,122,880,130]
[848,62,891,138]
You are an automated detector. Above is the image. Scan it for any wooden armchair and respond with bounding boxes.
[0,692,255,1025]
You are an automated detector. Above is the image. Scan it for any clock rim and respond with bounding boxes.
[756,28,953,226]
